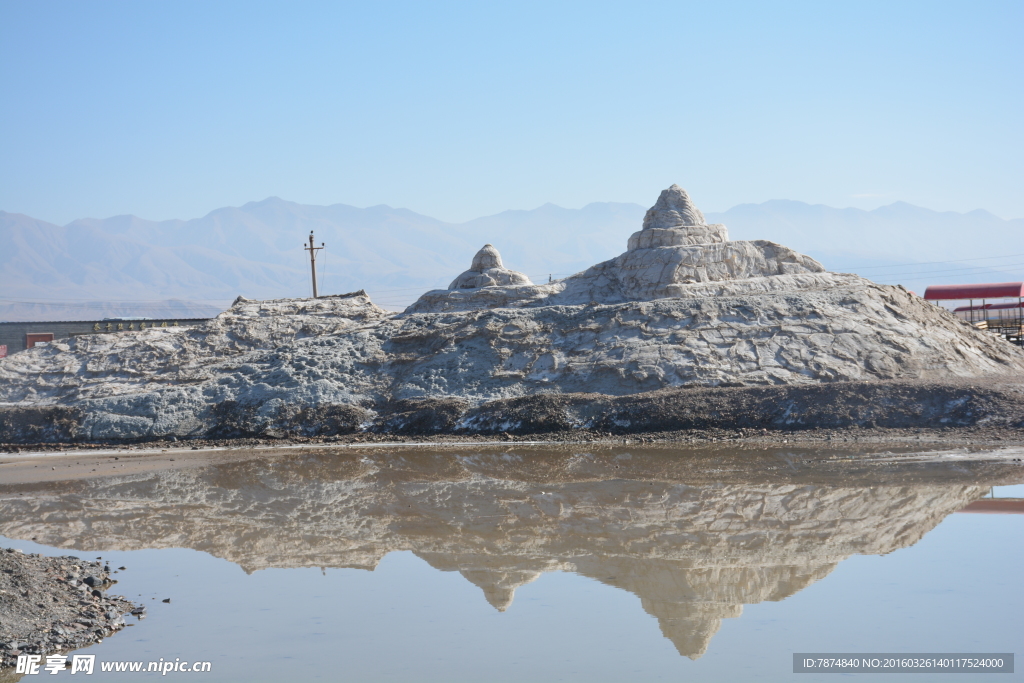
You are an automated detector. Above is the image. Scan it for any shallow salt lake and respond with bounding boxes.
[0,446,1021,682]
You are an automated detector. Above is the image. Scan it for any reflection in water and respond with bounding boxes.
[0,447,1015,659]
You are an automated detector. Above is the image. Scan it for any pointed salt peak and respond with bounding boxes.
[642,184,707,230]
[658,613,722,660]
[657,184,699,213]
[459,569,542,612]
[482,585,516,612]
[471,244,503,271]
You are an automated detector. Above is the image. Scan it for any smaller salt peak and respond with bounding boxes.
[642,184,706,230]
[449,244,533,290]
[471,244,503,271]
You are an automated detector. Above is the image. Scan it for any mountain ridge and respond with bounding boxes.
[2,196,1021,321]
[42,196,1022,228]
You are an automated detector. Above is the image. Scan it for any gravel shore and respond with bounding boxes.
[0,549,140,669]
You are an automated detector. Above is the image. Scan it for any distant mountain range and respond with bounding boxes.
[3,198,1022,321]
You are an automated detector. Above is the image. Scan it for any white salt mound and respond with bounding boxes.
[1,185,1022,441]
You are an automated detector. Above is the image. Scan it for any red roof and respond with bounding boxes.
[989,301,1024,310]
[924,282,1024,300]
[953,302,1024,314]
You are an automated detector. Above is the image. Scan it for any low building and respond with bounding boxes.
[924,281,1023,346]
[0,318,210,357]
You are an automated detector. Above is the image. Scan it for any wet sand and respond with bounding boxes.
[0,447,266,486]
[2,438,1023,487]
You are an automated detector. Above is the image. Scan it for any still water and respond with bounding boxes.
[0,446,1021,682]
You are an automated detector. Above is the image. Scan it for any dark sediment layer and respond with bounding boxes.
[2,377,1022,449]
[0,549,140,669]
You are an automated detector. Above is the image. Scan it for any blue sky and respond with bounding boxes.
[1,0,1021,224]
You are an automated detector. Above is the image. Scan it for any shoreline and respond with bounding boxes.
[2,432,1023,487]
[4,421,1024,453]
[0,550,140,670]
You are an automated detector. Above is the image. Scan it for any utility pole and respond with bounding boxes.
[304,231,324,298]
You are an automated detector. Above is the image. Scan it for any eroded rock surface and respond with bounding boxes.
[1,186,1023,443]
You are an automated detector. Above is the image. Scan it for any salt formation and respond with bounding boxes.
[1,185,1023,442]
[448,244,532,289]
[0,450,998,658]
[408,184,826,312]
[618,184,824,297]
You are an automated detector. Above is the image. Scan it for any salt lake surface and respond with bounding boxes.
[0,445,1021,682]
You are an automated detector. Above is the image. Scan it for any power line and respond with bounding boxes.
[839,252,1024,270]
[865,261,1024,280]
[878,274,1024,285]
[0,296,235,304]
[4,251,1019,308]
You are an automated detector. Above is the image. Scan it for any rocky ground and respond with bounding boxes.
[2,375,1022,451]
[0,549,140,669]
[1,285,1021,447]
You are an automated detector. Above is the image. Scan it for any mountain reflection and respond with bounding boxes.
[0,447,1012,659]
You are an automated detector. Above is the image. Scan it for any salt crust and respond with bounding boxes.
[1,186,1022,440]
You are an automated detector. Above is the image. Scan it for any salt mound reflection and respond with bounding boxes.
[0,447,1003,658]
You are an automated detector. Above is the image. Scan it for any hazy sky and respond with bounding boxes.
[1,0,1021,225]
